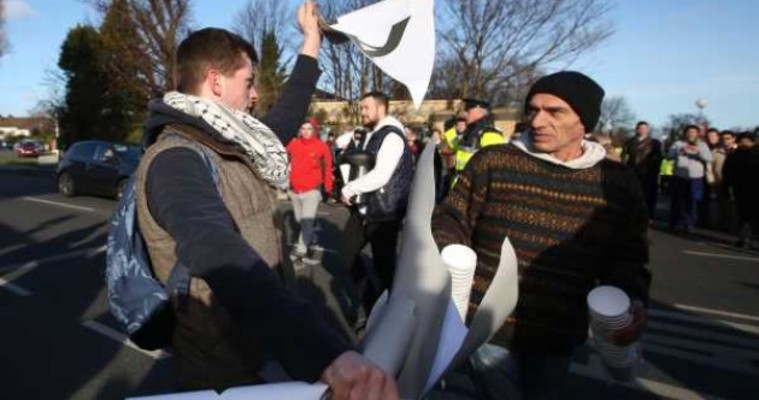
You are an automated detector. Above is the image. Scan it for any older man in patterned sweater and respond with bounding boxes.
[432,71,651,400]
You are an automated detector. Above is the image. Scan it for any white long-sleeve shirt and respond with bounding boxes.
[341,116,405,202]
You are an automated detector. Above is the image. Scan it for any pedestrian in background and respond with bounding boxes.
[287,118,334,263]
[621,121,663,221]
[723,132,759,249]
[667,125,713,234]
[340,92,413,325]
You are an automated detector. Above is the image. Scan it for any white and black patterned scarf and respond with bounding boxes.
[162,91,289,189]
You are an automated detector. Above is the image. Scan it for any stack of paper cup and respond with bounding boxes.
[587,286,640,381]
[441,244,477,321]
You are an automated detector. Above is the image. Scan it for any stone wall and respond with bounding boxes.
[311,99,519,139]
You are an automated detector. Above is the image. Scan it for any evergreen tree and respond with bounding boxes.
[57,25,131,148]
[99,0,149,142]
[255,30,286,115]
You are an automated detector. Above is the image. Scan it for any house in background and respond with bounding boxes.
[0,116,56,148]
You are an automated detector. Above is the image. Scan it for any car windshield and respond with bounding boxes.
[113,144,142,161]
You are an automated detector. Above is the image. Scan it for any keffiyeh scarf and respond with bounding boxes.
[163,91,290,189]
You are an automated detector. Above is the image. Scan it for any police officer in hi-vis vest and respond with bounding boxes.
[454,98,505,175]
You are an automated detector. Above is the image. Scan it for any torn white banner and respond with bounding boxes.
[331,0,435,109]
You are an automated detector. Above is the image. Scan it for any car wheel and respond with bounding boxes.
[116,179,128,201]
[58,172,76,197]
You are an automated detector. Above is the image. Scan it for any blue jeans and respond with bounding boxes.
[430,344,574,400]
[669,176,704,229]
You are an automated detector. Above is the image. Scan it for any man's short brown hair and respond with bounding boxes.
[360,91,390,110]
[174,28,258,94]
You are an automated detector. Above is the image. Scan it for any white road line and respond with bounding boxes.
[674,303,759,323]
[23,196,95,212]
[0,245,107,275]
[648,309,759,336]
[642,343,759,377]
[648,320,759,348]
[0,243,27,258]
[683,250,759,263]
[80,320,170,360]
[643,332,759,360]
[570,356,724,400]
[0,278,32,296]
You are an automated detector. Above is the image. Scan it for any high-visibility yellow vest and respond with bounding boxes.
[443,127,459,150]
[454,128,505,171]
[660,159,674,176]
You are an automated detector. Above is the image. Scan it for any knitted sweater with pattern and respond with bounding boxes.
[432,143,651,354]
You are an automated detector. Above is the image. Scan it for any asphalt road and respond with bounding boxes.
[1,169,758,399]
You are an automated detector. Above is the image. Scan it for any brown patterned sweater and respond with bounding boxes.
[432,143,651,354]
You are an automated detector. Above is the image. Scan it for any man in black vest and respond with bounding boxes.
[340,91,413,324]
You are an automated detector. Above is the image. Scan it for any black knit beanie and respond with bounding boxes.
[525,71,605,132]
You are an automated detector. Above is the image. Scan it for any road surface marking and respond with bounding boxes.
[80,320,170,360]
[0,246,107,296]
[644,332,759,360]
[648,309,759,335]
[23,196,95,212]
[0,278,32,296]
[674,303,759,323]
[643,342,759,376]
[648,320,759,348]
[0,243,27,258]
[570,355,724,400]
[683,250,759,263]
[0,245,107,275]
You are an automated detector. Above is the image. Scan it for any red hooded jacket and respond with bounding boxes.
[287,136,334,194]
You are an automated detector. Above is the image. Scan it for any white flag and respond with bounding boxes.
[331,0,435,109]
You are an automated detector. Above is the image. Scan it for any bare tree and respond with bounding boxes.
[318,0,393,104]
[437,0,613,105]
[233,0,294,59]
[597,96,635,133]
[88,0,192,94]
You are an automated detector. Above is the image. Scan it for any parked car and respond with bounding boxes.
[15,140,44,157]
[56,141,142,199]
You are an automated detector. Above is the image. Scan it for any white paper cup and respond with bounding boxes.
[587,286,630,319]
[441,244,478,320]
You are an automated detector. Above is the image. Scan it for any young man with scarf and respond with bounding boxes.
[133,2,397,398]
[432,71,651,399]
[621,121,663,220]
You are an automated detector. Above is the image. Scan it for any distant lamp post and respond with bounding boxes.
[695,98,708,123]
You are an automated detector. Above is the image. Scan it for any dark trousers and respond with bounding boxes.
[340,209,401,311]
[669,176,704,230]
[637,173,659,220]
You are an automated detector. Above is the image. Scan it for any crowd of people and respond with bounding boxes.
[121,1,758,399]
[616,121,759,248]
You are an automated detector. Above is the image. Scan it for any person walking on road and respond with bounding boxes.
[667,125,713,233]
[287,119,333,264]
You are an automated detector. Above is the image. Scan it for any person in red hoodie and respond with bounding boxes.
[287,119,334,262]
